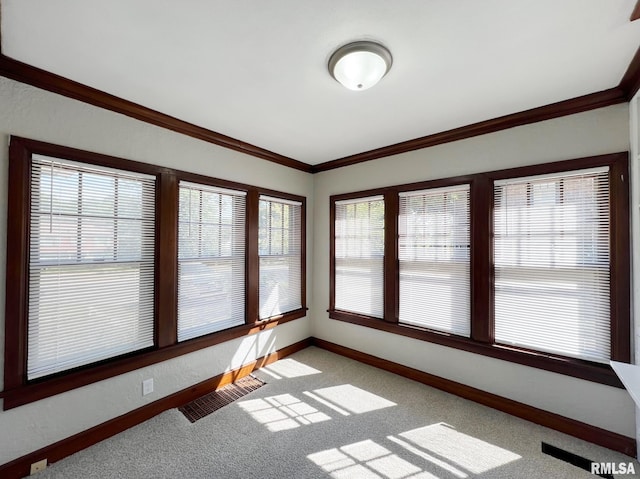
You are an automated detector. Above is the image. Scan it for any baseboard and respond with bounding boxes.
[0,337,311,479]
[2,335,635,478]
[311,337,637,458]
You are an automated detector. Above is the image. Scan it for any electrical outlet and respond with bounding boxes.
[30,459,47,475]
[142,378,154,396]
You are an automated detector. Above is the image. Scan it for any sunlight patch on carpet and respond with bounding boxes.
[238,393,331,431]
[387,435,468,478]
[399,423,521,474]
[308,439,438,479]
[259,358,322,379]
[310,384,396,414]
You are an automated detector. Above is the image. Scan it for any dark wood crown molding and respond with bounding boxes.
[621,46,640,100]
[311,88,627,172]
[0,54,312,173]
[631,1,640,21]
[1,29,638,174]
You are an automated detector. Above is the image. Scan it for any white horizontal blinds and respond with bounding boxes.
[28,155,156,380]
[494,166,611,363]
[258,196,302,319]
[398,185,471,336]
[334,196,385,318]
[177,182,246,341]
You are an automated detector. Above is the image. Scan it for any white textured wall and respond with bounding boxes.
[0,73,636,465]
[312,103,637,438]
[629,94,640,456]
[0,77,313,465]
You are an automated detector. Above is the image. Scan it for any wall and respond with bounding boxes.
[0,76,314,465]
[0,72,635,465]
[312,103,636,438]
[630,93,640,456]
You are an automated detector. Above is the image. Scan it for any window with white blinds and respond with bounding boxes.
[399,185,470,335]
[177,182,246,341]
[28,155,156,380]
[494,167,611,363]
[334,196,385,318]
[259,196,303,319]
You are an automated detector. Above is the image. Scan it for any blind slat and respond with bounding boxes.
[494,168,611,363]
[259,195,302,206]
[259,197,303,319]
[179,181,247,197]
[177,182,246,341]
[334,197,384,318]
[28,156,156,380]
[398,184,470,336]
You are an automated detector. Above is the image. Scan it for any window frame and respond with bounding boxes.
[176,180,248,341]
[333,194,386,319]
[397,183,472,337]
[26,155,158,379]
[328,153,629,387]
[2,137,307,409]
[492,166,613,363]
[258,194,305,320]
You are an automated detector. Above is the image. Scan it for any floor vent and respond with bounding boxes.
[179,375,266,423]
[541,442,613,479]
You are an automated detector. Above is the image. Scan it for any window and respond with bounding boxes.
[329,153,629,386]
[494,167,611,362]
[178,182,246,341]
[3,137,306,409]
[398,185,470,336]
[333,196,385,318]
[27,155,156,379]
[259,195,303,319]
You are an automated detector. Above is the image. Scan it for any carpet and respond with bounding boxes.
[34,346,639,478]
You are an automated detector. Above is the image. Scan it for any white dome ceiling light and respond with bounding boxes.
[329,41,393,91]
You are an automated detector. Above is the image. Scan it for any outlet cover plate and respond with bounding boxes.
[143,378,154,396]
[30,459,47,475]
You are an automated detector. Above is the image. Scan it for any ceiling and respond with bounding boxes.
[2,0,640,166]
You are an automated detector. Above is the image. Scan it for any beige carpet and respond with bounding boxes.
[34,346,639,478]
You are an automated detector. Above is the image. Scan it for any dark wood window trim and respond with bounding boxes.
[255,189,307,321]
[0,52,630,175]
[2,136,307,410]
[329,152,630,388]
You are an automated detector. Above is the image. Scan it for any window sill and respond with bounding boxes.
[259,308,308,323]
[0,311,307,410]
[328,310,623,388]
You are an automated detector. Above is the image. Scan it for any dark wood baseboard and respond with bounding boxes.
[311,337,637,458]
[1,335,635,478]
[0,338,312,479]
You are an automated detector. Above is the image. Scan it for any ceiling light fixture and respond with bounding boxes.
[328,41,392,91]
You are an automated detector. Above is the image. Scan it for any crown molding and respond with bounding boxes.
[621,46,640,100]
[311,87,627,173]
[631,1,640,21]
[1,28,638,174]
[0,54,312,173]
